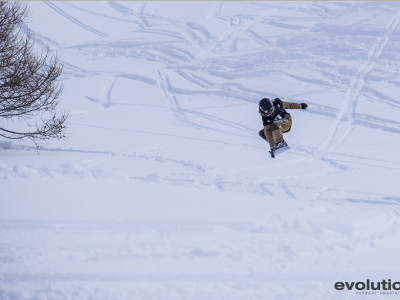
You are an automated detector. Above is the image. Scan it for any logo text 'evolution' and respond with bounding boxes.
[335,280,400,291]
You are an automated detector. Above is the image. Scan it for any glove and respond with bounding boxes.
[300,103,308,109]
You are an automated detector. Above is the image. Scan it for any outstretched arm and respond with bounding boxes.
[281,100,307,110]
[282,101,301,109]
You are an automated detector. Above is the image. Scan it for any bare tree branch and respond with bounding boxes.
[0,2,67,147]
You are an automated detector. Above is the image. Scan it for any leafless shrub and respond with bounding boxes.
[0,2,67,148]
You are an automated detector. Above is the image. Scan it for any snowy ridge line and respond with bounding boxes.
[252,167,333,186]
[316,8,400,158]
[0,162,127,180]
[132,154,211,173]
[203,155,310,178]
[79,139,306,179]
[0,220,251,229]
[129,176,196,183]
[345,198,400,205]
[80,143,218,170]
[3,269,400,282]
[121,142,228,156]
[10,144,115,155]
[332,155,400,171]
[81,153,119,169]
[68,122,236,143]
[193,174,400,200]
[314,178,400,199]
[333,158,400,172]
[81,142,227,169]
[84,140,264,171]
[0,272,357,282]
[43,2,108,38]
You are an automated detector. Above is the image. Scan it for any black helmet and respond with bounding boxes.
[259,98,275,117]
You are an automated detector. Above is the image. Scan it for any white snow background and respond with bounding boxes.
[1,1,400,299]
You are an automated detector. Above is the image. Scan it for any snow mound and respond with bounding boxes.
[143,171,163,183]
[0,141,13,150]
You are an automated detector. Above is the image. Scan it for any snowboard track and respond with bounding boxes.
[17,1,400,202]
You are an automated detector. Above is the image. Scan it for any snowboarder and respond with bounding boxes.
[258,97,308,158]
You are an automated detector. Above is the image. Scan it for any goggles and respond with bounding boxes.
[262,107,275,117]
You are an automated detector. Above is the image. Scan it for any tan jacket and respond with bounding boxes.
[259,100,301,131]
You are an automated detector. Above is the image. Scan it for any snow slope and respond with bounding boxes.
[1,1,400,299]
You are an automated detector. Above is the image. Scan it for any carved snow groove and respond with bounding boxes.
[99,76,118,108]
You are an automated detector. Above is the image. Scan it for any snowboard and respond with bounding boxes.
[269,146,290,158]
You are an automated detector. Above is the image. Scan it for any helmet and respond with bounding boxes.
[259,98,275,117]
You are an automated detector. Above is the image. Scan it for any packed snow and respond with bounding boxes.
[1,1,400,299]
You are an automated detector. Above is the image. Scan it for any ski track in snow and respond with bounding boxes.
[99,76,118,108]
[316,8,400,158]
[3,2,400,299]
[17,1,400,198]
[43,2,108,37]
